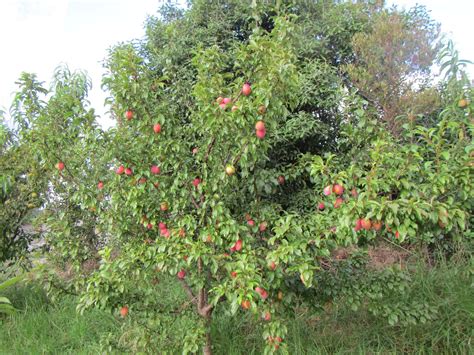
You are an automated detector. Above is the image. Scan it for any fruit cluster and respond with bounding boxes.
[318,183,400,239]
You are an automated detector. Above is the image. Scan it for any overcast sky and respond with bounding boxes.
[1,0,473,129]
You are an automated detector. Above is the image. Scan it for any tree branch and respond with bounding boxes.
[178,278,197,304]
[232,143,249,166]
[191,195,200,210]
[186,184,200,210]
[204,136,216,163]
[197,257,204,310]
[198,303,214,317]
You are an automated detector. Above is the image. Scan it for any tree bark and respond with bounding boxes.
[190,257,214,354]
[203,330,212,355]
[203,313,213,355]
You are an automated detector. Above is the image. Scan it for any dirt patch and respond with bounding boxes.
[367,244,412,270]
[331,246,358,260]
[327,243,413,270]
[55,258,100,281]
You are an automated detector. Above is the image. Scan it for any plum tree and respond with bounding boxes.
[37,15,317,354]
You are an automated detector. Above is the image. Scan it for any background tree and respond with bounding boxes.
[345,5,441,135]
[8,68,109,295]
[0,75,49,265]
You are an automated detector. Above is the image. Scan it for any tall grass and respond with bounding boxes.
[0,285,119,354]
[213,257,473,354]
[1,256,472,354]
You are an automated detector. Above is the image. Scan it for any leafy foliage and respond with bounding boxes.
[2,1,473,353]
[0,274,24,316]
[314,251,439,326]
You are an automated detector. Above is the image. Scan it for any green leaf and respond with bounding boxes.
[0,275,24,292]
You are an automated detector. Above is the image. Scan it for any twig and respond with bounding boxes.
[381,237,414,255]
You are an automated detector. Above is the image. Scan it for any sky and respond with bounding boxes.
[1,0,473,129]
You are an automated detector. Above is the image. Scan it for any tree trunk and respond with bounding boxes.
[197,257,213,355]
[200,303,214,355]
[199,296,213,355]
[203,328,212,355]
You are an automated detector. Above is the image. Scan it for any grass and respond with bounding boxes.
[1,256,472,354]
[0,285,120,354]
